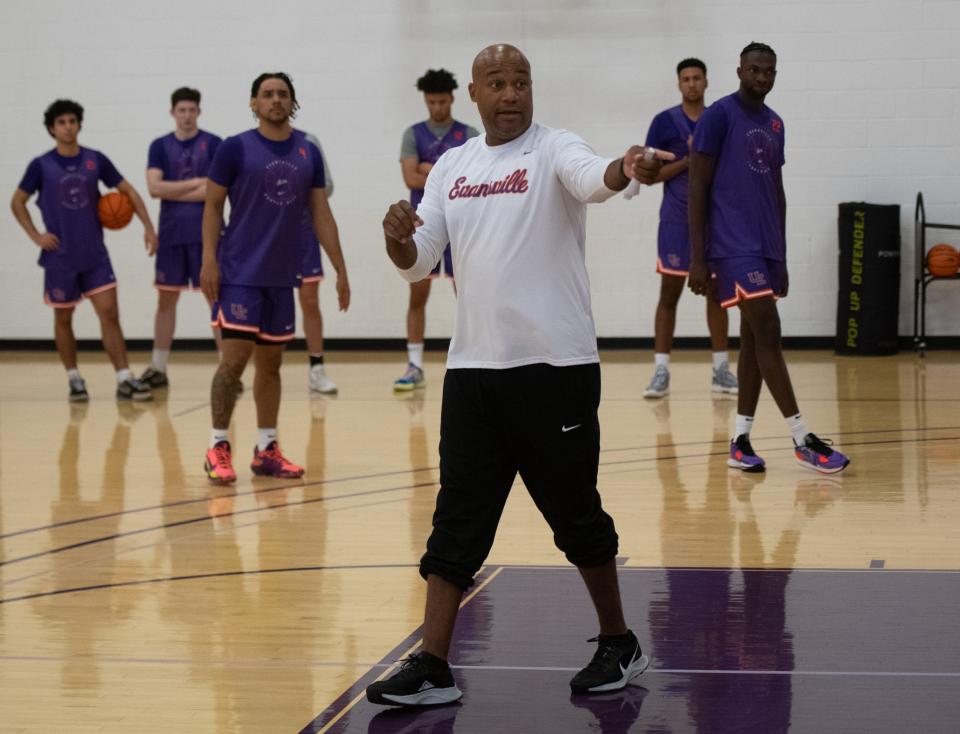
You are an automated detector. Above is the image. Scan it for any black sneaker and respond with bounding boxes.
[727,434,766,473]
[68,378,89,403]
[116,378,153,402]
[139,366,169,388]
[570,630,650,694]
[366,652,463,707]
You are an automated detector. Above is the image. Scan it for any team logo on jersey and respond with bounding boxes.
[747,270,768,286]
[230,303,249,321]
[264,159,299,206]
[59,172,89,210]
[745,127,777,174]
[200,140,207,151]
[52,288,66,301]
[85,159,95,171]
[448,169,530,199]
[772,119,782,133]
[298,147,307,159]
[668,254,682,268]
[178,150,198,179]
[453,130,463,140]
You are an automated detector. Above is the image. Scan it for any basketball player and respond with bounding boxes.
[200,73,350,483]
[296,132,341,394]
[140,87,222,389]
[628,58,738,399]
[368,44,672,706]
[10,99,157,402]
[688,43,850,474]
[394,69,479,391]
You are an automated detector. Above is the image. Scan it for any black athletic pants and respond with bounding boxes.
[420,363,619,590]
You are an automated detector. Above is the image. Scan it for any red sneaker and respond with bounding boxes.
[251,441,304,478]
[205,440,237,484]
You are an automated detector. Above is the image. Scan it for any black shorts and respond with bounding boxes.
[420,363,618,589]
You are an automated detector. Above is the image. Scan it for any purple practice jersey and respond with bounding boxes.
[410,120,471,210]
[18,148,124,270]
[646,105,697,224]
[147,130,221,247]
[208,129,325,287]
[692,92,786,261]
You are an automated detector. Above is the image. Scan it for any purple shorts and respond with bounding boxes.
[43,254,116,308]
[155,243,202,291]
[656,221,691,276]
[429,244,454,279]
[212,284,296,342]
[300,242,324,285]
[709,256,786,309]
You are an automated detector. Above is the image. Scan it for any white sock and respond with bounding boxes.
[66,368,82,382]
[786,413,809,446]
[210,428,229,449]
[257,427,278,452]
[654,353,670,368]
[408,342,425,369]
[735,414,755,439]
[152,348,170,372]
[116,368,133,384]
[712,351,729,369]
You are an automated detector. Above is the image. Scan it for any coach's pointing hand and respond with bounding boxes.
[383,200,424,270]
[623,145,676,186]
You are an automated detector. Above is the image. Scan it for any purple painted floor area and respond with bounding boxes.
[314,567,960,733]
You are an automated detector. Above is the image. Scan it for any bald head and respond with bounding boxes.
[471,44,531,82]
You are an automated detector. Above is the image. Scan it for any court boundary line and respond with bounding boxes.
[298,566,504,734]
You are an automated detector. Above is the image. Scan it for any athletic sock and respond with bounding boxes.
[257,428,278,452]
[210,428,229,448]
[786,413,809,446]
[66,368,82,382]
[152,348,170,372]
[735,414,755,439]
[712,351,729,369]
[654,353,670,368]
[408,342,425,369]
[116,368,133,384]
[309,353,324,367]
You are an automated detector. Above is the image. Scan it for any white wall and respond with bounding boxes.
[2,0,958,341]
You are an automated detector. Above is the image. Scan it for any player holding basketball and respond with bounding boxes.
[10,99,157,402]
[296,131,340,394]
[140,87,222,389]
[394,69,479,391]
[200,73,349,483]
[368,44,671,707]
[688,43,850,474]
[628,58,738,399]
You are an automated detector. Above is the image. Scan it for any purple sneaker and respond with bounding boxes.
[794,433,850,474]
[727,434,765,473]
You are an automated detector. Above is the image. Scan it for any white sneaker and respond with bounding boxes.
[643,366,670,399]
[308,364,338,394]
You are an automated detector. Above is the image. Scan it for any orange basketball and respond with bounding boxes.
[927,243,960,277]
[97,191,134,230]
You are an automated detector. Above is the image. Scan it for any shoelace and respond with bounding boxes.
[213,444,231,467]
[582,637,627,672]
[805,433,834,456]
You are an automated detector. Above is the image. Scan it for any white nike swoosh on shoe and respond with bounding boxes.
[562,424,581,432]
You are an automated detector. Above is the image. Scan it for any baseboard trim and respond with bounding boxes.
[1,336,957,352]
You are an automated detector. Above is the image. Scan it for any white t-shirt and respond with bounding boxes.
[400,123,617,369]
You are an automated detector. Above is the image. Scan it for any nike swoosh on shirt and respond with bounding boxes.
[562,424,581,432]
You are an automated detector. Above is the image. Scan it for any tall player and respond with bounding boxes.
[394,69,479,391]
[296,132,341,394]
[10,99,156,402]
[629,58,738,399]
[140,87,222,389]
[688,43,850,474]
[200,73,350,483]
